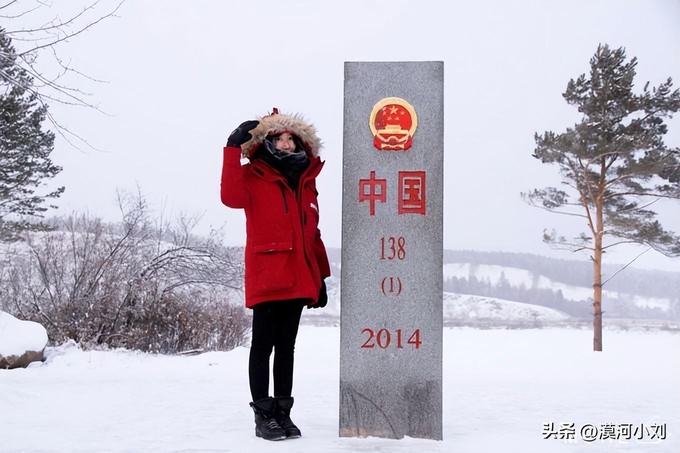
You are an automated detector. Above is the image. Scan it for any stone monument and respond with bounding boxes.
[340,61,444,440]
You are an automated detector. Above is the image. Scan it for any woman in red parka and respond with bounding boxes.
[221,109,330,441]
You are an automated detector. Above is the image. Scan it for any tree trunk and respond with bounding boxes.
[593,163,605,352]
[592,235,603,352]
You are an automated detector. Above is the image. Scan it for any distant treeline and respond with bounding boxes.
[442,250,678,299]
[326,248,678,299]
[443,274,588,317]
[325,248,678,320]
[443,274,677,320]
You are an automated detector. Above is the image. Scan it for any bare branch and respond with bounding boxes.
[17,55,103,109]
[161,279,242,298]
[601,248,651,287]
[6,1,102,35]
[601,240,640,251]
[49,44,110,83]
[604,153,618,172]
[45,106,104,152]
[603,192,680,201]
[1,2,41,20]
[546,239,594,253]
[605,173,637,188]
[0,1,20,10]
[609,198,661,215]
[525,200,589,219]
[1,2,122,153]
[14,1,124,57]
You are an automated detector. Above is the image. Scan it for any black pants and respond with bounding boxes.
[249,300,305,402]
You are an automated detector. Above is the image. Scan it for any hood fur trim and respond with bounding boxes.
[241,112,322,158]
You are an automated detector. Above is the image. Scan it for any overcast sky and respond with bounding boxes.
[7,0,680,272]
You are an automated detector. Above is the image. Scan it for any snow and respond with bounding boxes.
[0,311,48,357]
[0,326,677,452]
[629,296,673,310]
[443,293,570,321]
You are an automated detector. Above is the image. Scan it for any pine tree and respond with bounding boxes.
[522,44,680,351]
[0,28,64,241]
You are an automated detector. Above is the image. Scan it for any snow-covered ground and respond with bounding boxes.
[443,292,570,321]
[443,263,674,310]
[1,326,677,453]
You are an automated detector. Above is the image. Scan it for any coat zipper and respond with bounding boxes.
[277,182,289,213]
[254,158,321,286]
[296,176,316,282]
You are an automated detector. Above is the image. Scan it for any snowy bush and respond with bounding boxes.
[0,191,249,353]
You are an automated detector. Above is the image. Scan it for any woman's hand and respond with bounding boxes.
[308,280,328,309]
[226,120,259,147]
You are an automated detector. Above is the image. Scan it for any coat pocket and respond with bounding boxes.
[251,241,296,293]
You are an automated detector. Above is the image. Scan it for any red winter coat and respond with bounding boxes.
[220,113,331,308]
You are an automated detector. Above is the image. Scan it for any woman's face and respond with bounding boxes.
[272,133,297,154]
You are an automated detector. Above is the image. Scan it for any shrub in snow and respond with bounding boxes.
[0,192,250,353]
[0,311,48,369]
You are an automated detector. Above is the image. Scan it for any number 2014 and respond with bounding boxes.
[361,328,421,349]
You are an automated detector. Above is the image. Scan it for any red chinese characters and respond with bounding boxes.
[398,171,426,215]
[358,171,387,216]
[358,171,427,216]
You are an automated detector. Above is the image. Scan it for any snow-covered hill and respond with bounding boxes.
[304,272,573,325]
[303,260,677,325]
[443,293,570,322]
[445,263,673,311]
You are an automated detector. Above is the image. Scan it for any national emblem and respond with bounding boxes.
[368,97,418,151]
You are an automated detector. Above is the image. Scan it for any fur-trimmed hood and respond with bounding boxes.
[241,111,322,159]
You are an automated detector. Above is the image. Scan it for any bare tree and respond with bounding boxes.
[0,189,249,353]
[1,0,124,149]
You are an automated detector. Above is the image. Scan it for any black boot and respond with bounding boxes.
[250,397,286,441]
[275,396,302,439]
